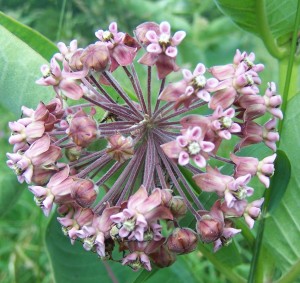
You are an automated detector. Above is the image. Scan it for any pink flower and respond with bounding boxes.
[194,167,253,207]
[161,126,215,167]
[36,57,88,100]
[231,153,276,188]
[95,22,140,72]
[7,134,61,184]
[58,206,94,244]
[210,106,241,140]
[137,21,186,79]
[244,198,264,229]
[208,50,264,110]
[159,63,219,109]
[29,165,74,216]
[76,205,120,257]
[110,186,172,241]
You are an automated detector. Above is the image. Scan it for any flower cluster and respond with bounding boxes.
[7,21,282,271]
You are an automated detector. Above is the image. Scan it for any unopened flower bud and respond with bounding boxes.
[80,43,110,72]
[106,134,134,163]
[67,110,97,147]
[71,179,98,207]
[167,228,198,254]
[69,49,84,71]
[169,196,187,219]
[150,244,176,268]
[196,215,223,243]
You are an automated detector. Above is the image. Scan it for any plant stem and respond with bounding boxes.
[255,0,287,59]
[278,0,300,135]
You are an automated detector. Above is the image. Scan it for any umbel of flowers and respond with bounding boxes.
[7,21,282,271]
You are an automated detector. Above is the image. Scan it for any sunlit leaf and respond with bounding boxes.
[0,26,54,115]
[0,11,57,60]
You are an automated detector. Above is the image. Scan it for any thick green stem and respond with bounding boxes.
[255,0,287,59]
[278,59,299,136]
[278,0,300,135]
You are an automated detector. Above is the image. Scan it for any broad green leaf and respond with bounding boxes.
[45,212,139,283]
[0,106,24,217]
[214,0,299,39]
[0,174,24,218]
[0,12,57,60]
[267,150,291,214]
[213,0,300,58]
[263,94,300,282]
[0,26,54,115]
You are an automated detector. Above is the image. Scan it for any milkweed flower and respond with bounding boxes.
[7,21,281,271]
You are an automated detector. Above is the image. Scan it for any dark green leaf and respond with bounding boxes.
[45,212,138,283]
[267,150,291,214]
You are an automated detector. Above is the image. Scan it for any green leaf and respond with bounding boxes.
[131,267,159,283]
[0,106,24,217]
[267,150,291,214]
[45,212,139,283]
[0,26,54,115]
[214,0,300,38]
[263,94,300,282]
[0,12,57,60]
[213,0,300,58]
[0,174,24,218]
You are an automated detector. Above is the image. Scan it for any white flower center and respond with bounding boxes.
[188,141,201,155]
[194,75,206,88]
[102,31,113,41]
[221,116,232,128]
[159,33,170,44]
[235,187,247,200]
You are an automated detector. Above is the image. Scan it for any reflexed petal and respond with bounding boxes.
[59,79,84,100]
[138,188,161,214]
[128,186,148,210]
[161,140,181,159]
